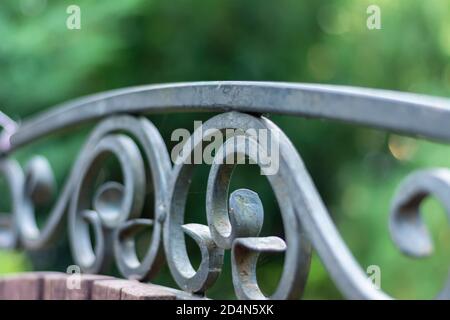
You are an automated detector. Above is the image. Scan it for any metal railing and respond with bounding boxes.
[1,81,450,300]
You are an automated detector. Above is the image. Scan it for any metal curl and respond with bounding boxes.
[16,156,57,249]
[1,115,171,281]
[211,133,309,299]
[181,223,225,293]
[24,156,55,206]
[389,169,450,299]
[114,218,155,279]
[0,159,23,249]
[1,81,450,300]
[68,134,147,273]
[93,181,126,228]
[252,118,390,300]
[164,158,225,293]
[232,236,286,300]
[2,100,450,299]
[165,112,312,299]
[111,117,171,281]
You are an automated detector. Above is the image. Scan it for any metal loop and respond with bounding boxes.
[2,79,450,299]
[0,111,17,153]
[165,112,312,298]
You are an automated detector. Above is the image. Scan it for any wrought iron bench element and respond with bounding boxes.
[1,81,450,300]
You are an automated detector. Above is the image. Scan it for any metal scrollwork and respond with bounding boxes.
[0,159,23,249]
[1,82,450,299]
[165,112,312,299]
[2,116,170,281]
[389,169,450,299]
[67,116,171,279]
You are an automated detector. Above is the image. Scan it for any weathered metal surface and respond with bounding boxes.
[3,82,450,153]
[0,111,17,152]
[1,81,450,300]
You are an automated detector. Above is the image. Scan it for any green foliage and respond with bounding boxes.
[1,0,450,299]
[0,251,30,274]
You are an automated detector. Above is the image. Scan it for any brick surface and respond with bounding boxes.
[0,272,206,300]
[120,282,176,300]
[0,273,43,300]
[92,279,137,300]
[65,274,113,300]
[0,277,5,300]
[42,273,69,300]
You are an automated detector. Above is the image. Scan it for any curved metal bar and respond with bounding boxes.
[165,112,312,299]
[0,111,18,152]
[390,169,450,258]
[15,115,170,285]
[232,236,287,300]
[5,81,450,153]
[69,134,147,273]
[4,115,172,277]
[1,81,450,300]
[389,169,450,299]
[260,117,389,299]
[0,159,23,249]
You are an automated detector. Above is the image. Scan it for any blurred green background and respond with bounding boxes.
[1,0,450,299]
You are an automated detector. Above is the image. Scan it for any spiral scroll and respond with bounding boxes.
[1,115,171,281]
[164,112,312,298]
[1,109,450,299]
